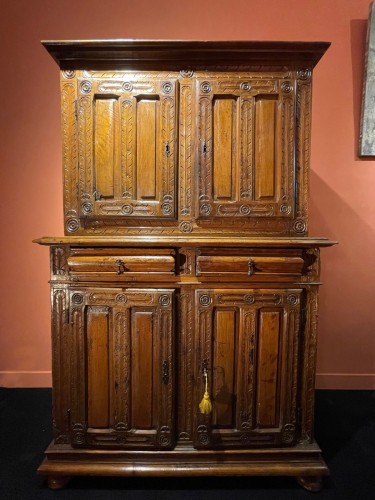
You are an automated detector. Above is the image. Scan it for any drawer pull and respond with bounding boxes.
[248,259,255,276]
[115,259,126,275]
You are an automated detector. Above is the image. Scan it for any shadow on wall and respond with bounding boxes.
[351,18,367,161]
[310,170,375,388]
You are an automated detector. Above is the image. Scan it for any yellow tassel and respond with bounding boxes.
[199,367,212,414]
[199,391,212,415]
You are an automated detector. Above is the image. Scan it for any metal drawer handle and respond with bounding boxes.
[248,259,255,276]
[116,259,126,275]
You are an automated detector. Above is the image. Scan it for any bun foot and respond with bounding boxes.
[47,475,71,490]
[296,475,323,492]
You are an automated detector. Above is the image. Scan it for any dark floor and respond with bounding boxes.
[0,389,374,499]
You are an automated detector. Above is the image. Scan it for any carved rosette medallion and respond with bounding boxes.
[287,294,299,305]
[122,81,133,92]
[199,294,212,307]
[244,294,255,304]
[297,69,312,81]
[200,81,212,94]
[280,204,291,215]
[71,423,86,445]
[180,70,194,78]
[80,80,92,94]
[121,205,133,215]
[62,70,75,79]
[240,81,252,91]
[179,221,193,233]
[240,204,251,215]
[66,218,79,233]
[81,201,93,214]
[159,426,172,447]
[281,423,295,444]
[162,81,173,94]
[281,81,293,93]
[116,294,128,303]
[72,293,84,305]
[293,219,307,234]
[159,294,171,307]
[197,425,210,445]
[161,202,173,215]
[200,203,212,216]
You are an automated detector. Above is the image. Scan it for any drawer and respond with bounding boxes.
[196,248,304,281]
[67,248,176,278]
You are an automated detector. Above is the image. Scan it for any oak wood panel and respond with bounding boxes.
[131,310,154,429]
[212,309,237,427]
[256,309,281,427]
[213,98,236,200]
[95,99,117,198]
[255,97,276,200]
[136,98,158,200]
[87,306,110,428]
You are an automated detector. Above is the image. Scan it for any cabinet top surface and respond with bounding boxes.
[34,236,336,248]
[42,39,330,69]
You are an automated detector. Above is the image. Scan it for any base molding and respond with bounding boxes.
[38,441,329,481]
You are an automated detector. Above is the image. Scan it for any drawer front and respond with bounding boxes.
[196,249,304,281]
[67,248,176,279]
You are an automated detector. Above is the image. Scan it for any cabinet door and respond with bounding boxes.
[196,77,295,222]
[63,287,174,449]
[75,74,177,221]
[193,288,301,448]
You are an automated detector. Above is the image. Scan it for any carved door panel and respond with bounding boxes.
[193,288,301,448]
[76,74,177,221]
[196,77,295,221]
[65,287,175,449]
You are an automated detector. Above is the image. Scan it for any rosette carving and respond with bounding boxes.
[162,81,173,94]
[122,82,133,92]
[80,80,92,94]
[200,81,212,94]
[179,221,193,233]
[66,218,79,233]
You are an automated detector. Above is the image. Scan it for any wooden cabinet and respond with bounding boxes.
[35,40,335,491]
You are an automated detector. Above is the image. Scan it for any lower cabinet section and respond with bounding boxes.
[43,244,329,488]
[52,283,303,451]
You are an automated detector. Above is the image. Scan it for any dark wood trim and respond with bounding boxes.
[42,40,330,70]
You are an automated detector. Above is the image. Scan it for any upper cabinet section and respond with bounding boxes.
[44,40,330,236]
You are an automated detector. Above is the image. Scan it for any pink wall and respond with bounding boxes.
[0,0,374,388]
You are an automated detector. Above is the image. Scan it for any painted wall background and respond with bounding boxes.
[0,0,374,389]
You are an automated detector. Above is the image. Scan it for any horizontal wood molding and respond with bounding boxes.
[42,40,330,70]
[34,236,337,248]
